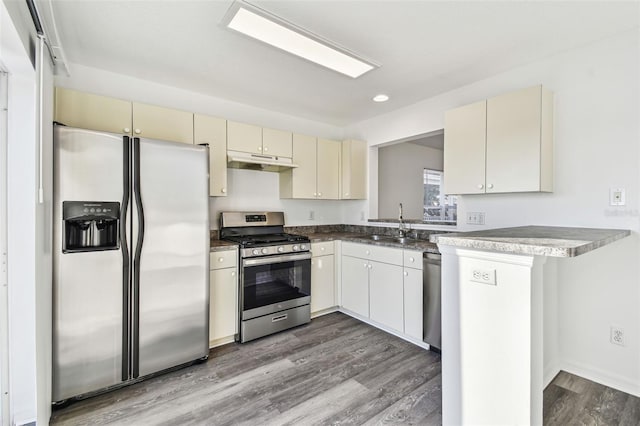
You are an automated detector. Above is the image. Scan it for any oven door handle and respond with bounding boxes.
[242,252,312,267]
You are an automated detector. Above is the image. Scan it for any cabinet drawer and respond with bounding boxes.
[210,249,238,270]
[311,241,334,256]
[341,242,402,265]
[404,250,423,270]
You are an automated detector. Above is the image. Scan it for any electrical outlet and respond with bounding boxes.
[611,326,625,346]
[470,268,496,285]
[610,188,626,206]
[466,212,485,225]
[308,210,315,220]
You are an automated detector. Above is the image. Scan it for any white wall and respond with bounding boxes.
[378,142,443,219]
[55,64,370,228]
[1,1,38,423]
[347,28,640,396]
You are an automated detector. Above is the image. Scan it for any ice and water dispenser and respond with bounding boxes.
[62,201,120,253]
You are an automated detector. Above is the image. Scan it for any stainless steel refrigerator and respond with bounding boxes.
[52,125,210,403]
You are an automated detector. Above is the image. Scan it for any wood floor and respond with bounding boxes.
[51,312,640,426]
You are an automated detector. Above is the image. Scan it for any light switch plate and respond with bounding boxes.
[466,212,485,225]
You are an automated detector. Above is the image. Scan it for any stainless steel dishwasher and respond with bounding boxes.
[423,253,441,351]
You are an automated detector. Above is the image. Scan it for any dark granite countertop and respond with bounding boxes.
[430,225,631,257]
[301,232,440,254]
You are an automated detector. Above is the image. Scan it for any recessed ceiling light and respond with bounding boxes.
[373,94,389,102]
[222,0,380,79]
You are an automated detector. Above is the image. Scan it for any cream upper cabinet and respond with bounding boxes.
[444,101,487,195]
[194,114,227,197]
[280,133,317,199]
[54,87,132,135]
[132,102,193,144]
[486,86,553,193]
[262,127,292,158]
[317,138,341,200]
[227,121,262,154]
[341,139,367,200]
[444,85,553,195]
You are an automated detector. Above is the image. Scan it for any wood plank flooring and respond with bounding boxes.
[50,312,640,425]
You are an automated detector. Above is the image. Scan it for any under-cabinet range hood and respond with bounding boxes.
[227,150,299,172]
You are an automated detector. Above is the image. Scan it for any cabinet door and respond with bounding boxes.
[317,138,341,200]
[341,139,367,200]
[369,261,404,332]
[227,121,262,155]
[209,268,238,344]
[55,87,132,135]
[486,86,542,193]
[263,127,292,158]
[403,267,423,340]
[443,101,487,194]
[132,102,193,144]
[291,134,317,198]
[195,114,227,197]
[311,255,335,314]
[341,255,370,318]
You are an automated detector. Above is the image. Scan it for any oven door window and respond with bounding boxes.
[243,257,311,311]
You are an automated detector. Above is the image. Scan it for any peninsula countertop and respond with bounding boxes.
[430,225,631,257]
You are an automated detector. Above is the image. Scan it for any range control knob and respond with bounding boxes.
[261,248,268,254]
[277,246,285,252]
[252,249,260,255]
[300,244,307,250]
[292,245,299,251]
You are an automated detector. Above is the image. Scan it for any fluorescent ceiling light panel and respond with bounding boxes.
[223,1,379,78]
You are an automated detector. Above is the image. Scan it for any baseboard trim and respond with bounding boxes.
[543,363,561,388]
[560,360,640,397]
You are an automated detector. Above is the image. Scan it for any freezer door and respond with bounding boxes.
[132,138,209,377]
[52,126,128,401]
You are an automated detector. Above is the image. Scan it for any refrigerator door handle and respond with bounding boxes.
[132,137,145,378]
[121,136,131,381]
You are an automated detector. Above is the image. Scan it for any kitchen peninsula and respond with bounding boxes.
[431,226,631,426]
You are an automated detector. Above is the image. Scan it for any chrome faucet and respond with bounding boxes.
[398,203,408,237]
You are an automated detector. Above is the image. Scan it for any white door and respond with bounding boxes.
[311,255,335,313]
[403,267,423,340]
[369,261,404,332]
[209,268,238,343]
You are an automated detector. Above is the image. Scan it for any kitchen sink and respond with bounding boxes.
[393,237,415,244]
[368,234,385,241]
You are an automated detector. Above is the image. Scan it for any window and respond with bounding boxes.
[424,169,457,223]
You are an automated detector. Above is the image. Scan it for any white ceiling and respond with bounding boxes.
[49,1,639,126]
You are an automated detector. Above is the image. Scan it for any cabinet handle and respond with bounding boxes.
[487,183,494,189]
[231,271,236,277]
[318,192,322,197]
[257,146,262,151]
[311,259,314,265]
[409,257,415,262]
[218,257,224,262]
[221,188,226,194]
[134,129,141,134]
[123,127,130,133]
[404,271,408,276]
[368,264,372,269]
[363,263,368,268]
[344,192,349,196]
[321,247,325,251]
[264,146,269,152]
[477,184,484,189]
[313,192,317,197]
[365,250,370,255]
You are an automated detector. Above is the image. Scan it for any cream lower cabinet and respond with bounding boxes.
[310,241,336,315]
[341,255,370,317]
[340,242,424,341]
[369,261,404,333]
[194,114,227,196]
[403,250,423,341]
[209,249,238,347]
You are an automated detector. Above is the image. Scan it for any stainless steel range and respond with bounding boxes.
[219,212,311,343]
